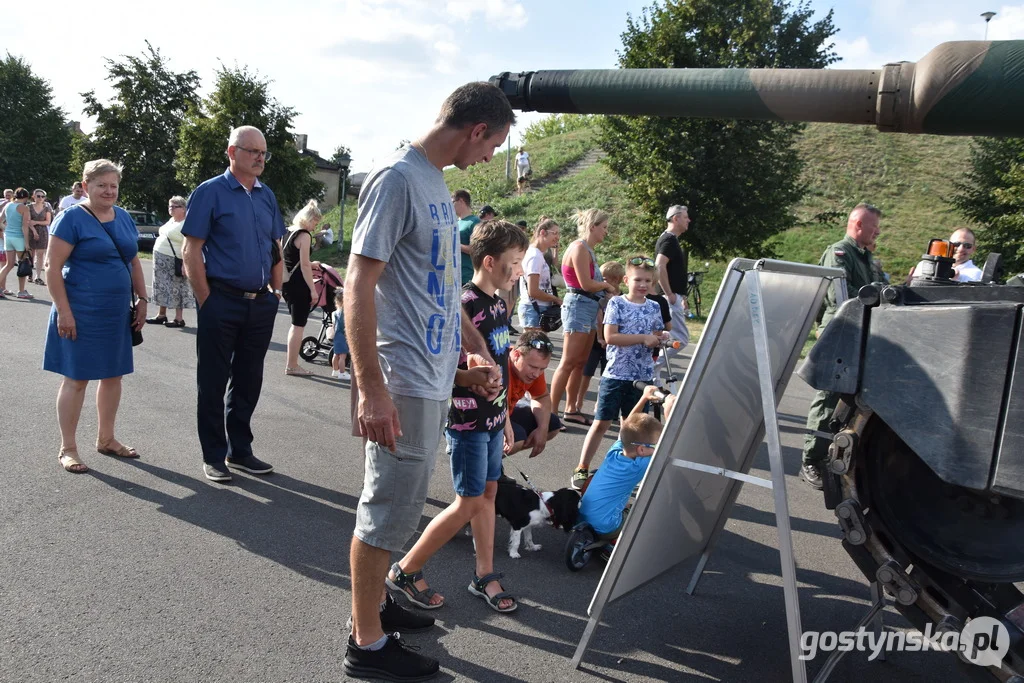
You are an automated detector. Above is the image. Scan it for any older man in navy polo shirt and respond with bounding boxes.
[182,125,287,483]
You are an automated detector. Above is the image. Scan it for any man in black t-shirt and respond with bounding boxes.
[655,204,691,349]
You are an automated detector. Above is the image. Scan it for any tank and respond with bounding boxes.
[491,41,1024,680]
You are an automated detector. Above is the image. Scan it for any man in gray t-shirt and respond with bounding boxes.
[343,82,515,682]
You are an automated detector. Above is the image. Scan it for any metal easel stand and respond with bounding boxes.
[811,582,887,682]
[681,265,809,683]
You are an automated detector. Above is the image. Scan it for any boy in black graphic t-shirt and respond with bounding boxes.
[386,220,530,615]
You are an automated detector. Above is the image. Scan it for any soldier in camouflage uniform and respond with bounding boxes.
[801,203,882,489]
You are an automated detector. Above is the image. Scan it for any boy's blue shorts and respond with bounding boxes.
[594,377,644,422]
[446,428,503,497]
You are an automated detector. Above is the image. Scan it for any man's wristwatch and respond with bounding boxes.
[137,296,149,303]
[273,288,283,297]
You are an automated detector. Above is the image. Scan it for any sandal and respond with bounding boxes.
[562,411,593,426]
[146,315,168,325]
[285,366,313,376]
[468,572,517,613]
[96,441,140,458]
[386,562,445,610]
[59,448,89,474]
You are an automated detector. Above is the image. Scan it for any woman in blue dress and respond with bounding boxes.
[43,159,150,473]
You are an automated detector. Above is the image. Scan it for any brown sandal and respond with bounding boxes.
[96,441,140,458]
[59,448,89,474]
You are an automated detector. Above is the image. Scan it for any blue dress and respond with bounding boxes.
[43,205,137,380]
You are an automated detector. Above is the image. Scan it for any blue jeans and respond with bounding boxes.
[446,428,504,497]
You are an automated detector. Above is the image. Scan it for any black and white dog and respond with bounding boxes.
[494,477,581,558]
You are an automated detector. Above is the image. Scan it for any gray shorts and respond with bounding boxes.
[354,392,449,552]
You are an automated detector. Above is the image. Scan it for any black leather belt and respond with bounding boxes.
[567,287,600,301]
[208,278,270,299]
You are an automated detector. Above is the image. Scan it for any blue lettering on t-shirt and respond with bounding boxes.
[424,201,458,355]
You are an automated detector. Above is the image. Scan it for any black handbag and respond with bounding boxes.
[16,251,32,278]
[82,206,143,346]
[534,284,562,332]
[167,240,184,277]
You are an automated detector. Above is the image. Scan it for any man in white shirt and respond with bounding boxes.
[57,182,87,213]
[950,227,983,282]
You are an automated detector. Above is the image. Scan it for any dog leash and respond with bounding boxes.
[514,465,556,517]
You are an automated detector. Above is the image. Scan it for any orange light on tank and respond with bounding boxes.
[927,239,954,258]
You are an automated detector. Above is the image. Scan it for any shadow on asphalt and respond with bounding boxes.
[89,461,361,589]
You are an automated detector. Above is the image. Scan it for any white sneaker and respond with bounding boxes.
[339,371,351,380]
[331,370,340,378]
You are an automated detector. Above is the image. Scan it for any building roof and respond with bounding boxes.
[299,149,341,172]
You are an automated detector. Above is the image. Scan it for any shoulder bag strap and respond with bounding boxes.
[283,229,307,277]
[80,205,135,295]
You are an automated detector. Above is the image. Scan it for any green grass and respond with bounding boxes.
[443,127,599,202]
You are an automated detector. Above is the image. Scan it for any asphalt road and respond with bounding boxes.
[0,262,970,682]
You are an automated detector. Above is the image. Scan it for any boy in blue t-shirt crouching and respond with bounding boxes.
[578,385,675,536]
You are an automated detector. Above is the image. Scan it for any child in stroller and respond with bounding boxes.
[299,263,344,364]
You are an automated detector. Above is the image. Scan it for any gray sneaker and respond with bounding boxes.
[203,462,232,482]
[570,468,589,491]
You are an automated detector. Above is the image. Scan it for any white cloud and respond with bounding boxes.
[446,0,528,28]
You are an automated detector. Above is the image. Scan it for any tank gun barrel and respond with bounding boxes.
[489,41,1024,137]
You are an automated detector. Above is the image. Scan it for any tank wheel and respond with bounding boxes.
[300,337,320,362]
[565,526,596,572]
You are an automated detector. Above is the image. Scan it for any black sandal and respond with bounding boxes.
[468,572,517,613]
[562,411,593,426]
[146,315,167,325]
[385,562,445,610]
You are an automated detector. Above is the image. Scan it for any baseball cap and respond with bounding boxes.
[666,205,688,220]
[479,205,497,217]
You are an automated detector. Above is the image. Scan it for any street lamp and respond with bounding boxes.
[982,11,996,40]
[335,152,351,253]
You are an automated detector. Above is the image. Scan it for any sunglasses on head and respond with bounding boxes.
[628,257,655,268]
[520,338,553,352]
[951,241,975,249]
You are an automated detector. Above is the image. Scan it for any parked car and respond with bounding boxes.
[129,210,162,252]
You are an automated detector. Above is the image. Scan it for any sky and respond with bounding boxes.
[3,0,1022,175]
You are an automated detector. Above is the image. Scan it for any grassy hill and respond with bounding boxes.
[314,121,975,331]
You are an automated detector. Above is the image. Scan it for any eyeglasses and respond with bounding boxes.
[951,241,975,249]
[236,146,272,161]
[630,442,658,450]
[519,338,554,353]
[628,257,656,268]
[169,205,185,210]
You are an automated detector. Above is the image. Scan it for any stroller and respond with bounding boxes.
[299,263,344,364]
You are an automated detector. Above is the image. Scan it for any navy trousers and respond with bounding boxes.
[195,289,279,464]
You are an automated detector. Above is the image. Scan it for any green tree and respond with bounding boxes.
[600,0,837,258]
[951,137,1024,274]
[81,42,199,214]
[522,114,598,144]
[0,54,74,194]
[330,144,352,166]
[176,66,322,211]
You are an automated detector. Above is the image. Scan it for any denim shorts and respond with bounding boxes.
[518,302,549,329]
[561,292,600,333]
[446,428,504,497]
[353,393,448,552]
[333,331,349,355]
[594,377,644,422]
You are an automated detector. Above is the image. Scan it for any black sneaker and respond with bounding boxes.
[203,462,232,482]
[346,594,435,634]
[800,463,823,490]
[343,633,439,682]
[225,455,274,474]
